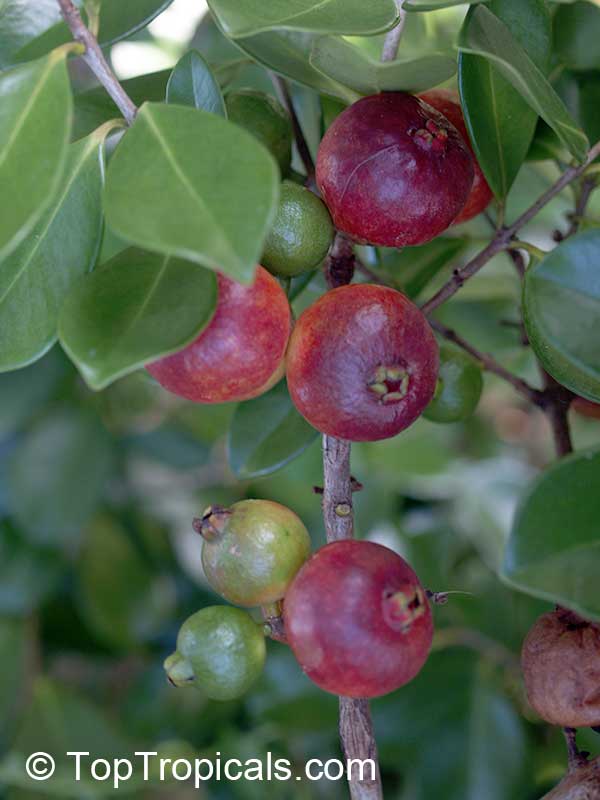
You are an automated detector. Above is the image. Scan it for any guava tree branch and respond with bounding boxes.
[56,0,137,125]
[321,435,383,800]
[270,74,315,179]
[430,320,544,405]
[381,0,407,62]
[421,139,600,314]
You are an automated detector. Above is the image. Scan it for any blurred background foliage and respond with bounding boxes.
[2,1,600,798]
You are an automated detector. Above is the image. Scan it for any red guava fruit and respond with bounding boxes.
[286,283,439,441]
[283,539,433,698]
[147,267,291,403]
[315,92,474,247]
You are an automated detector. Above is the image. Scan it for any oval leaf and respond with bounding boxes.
[166,50,226,115]
[502,448,600,620]
[459,5,588,166]
[310,36,456,95]
[59,248,218,391]
[4,0,174,67]
[227,379,319,478]
[207,0,399,38]
[458,0,551,199]
[523,230,600,402]
[0,130,108,372]
[7,411,114,548]
[0,50,72,261]
[234,30,355,101]
[104,103,280,282]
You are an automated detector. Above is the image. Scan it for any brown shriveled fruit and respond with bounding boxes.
[522,608,600,728]
[542,759,600,799]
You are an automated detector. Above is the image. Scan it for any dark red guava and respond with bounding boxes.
[315,92,474,247]
[283,539,433,698]
[522,608,600,728]
[147,267,291,403]
[286,284,439,441]
[419,88,493,225]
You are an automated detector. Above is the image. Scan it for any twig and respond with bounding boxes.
[430,320,544,405]
[270,74,315,179]
[565,176,597,239]
[321,435,383,800]
[325,233,356,288]
[563,728,589,771]
[56,0,137,125]
[542,372,574,457]
[421,139,600,314]
[381,0,407,62]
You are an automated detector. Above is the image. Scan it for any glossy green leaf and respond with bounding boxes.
[104,103,280,282]
[0,50,72,261]
[166,50,226,115]
[0,130,109,373]
[59,249,218,391]
[2,0,174,68]
[458,0,552,199]
[405,0,488,8]
[232,30,355,101]
[523,230,600,402]
[459,6,588,166]
[502,448,600,620]
[7,412,113,547]
[79,516,175,648]
[310,36,456,95]
[227,380,319,478]
[555,1,600,71]
[207,0,399,38]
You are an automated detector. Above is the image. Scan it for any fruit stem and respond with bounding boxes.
[563,728,590,771]
[381,0,407,63]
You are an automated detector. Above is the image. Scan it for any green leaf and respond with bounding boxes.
[227,380,319,478]
[523,230,600,402]
[0,130,108,373]
[3,0,174,67]
[59,249,218,391]
[459,5,588,168]
[0,50,72,261]
[458,0,552,199]
[405,0,489,8]
[166,50,226,115]
[103,103,280,282]
[502,448,600,620]
[232,30,356,101]
[207,0,399,38]
[310,36,456,95]
[6,411,113,548]
[382,238,468,299]
[554,1,600,71]
[79,516,175,648]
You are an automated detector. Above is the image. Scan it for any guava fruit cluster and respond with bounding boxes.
[146,88,486,441]
[164,501,433,701]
